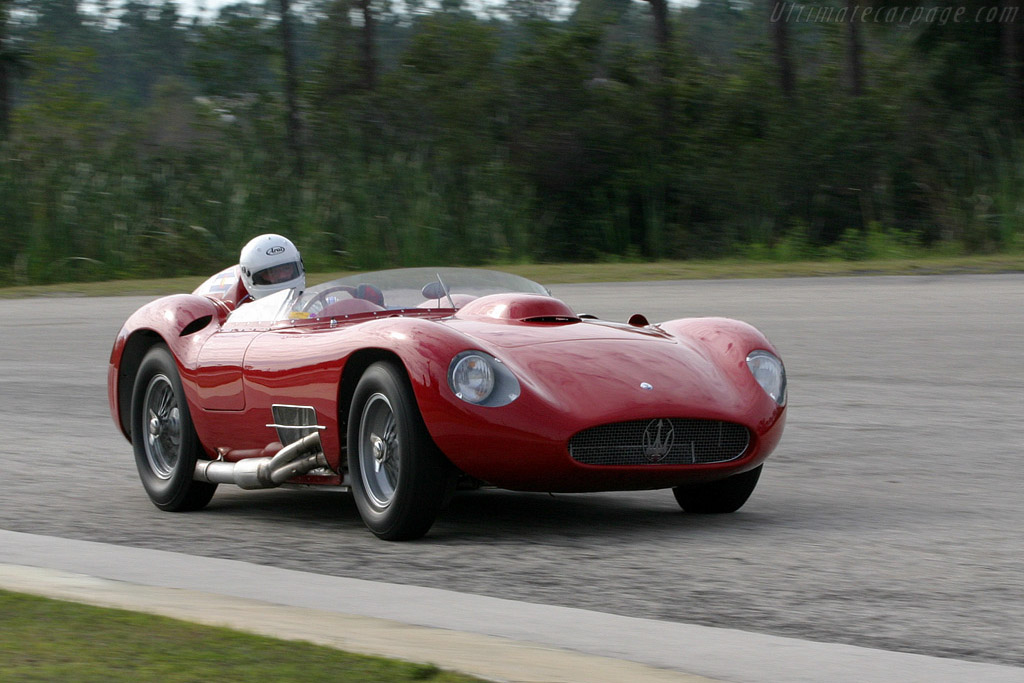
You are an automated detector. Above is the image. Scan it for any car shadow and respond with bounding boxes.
[429,489,772,542]
[204,486,769,541]
[200,487,366,531]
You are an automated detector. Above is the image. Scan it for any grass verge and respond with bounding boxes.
[0,254,1022,299]
[0,589,478,683]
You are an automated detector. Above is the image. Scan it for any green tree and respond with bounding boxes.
[356,0,377,90]
[0,0,11,138]
[508,22,660,258]
[276,0,304,176]
[108,1,189,105]
[768,0,795,97]
[13,39,109,146]
[190,3,277,97]
[387,14,502,159]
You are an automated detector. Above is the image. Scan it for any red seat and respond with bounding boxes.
[317,298,384,318]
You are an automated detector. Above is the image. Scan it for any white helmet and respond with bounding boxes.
[239,234,305,299]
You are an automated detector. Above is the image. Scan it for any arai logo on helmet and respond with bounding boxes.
[266,246,286,256]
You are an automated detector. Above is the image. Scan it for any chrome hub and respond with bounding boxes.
[371,434,388,472]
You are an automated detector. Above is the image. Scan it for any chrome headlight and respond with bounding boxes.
[746,350,787,406]
[448,351,521,407]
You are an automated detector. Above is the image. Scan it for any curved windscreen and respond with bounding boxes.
[227,267,550,324]
[293,267,548,314]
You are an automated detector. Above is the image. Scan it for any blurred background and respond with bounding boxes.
[0,0,1022,285]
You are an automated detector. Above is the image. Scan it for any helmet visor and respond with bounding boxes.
[252,261,301,286]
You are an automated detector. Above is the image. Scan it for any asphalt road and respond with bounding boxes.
[1,274,1022,667]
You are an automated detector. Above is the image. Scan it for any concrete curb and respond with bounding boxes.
[2,530,1022,683]
[0,564,708,683]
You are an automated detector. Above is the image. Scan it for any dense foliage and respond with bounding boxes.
[0,0,1022,284]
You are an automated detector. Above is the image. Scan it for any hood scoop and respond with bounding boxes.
[522,315,581,324]
[628,313,650,327]
[456,293,580,324]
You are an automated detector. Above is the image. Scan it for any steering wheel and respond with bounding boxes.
[300,286,357,315]
[301,284,385,314]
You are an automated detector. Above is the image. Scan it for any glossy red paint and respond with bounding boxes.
[108,293,229,439]
[109,281,786,493]
[407,313,785,491]
[457,292,578,322]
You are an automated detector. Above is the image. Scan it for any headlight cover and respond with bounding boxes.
[746,350,787,406]
[448,351,521,407]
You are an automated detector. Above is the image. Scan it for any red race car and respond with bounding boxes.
[108,267,787,540]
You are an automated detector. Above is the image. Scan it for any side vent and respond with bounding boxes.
[268,404,325,446]
[180,315,213,337]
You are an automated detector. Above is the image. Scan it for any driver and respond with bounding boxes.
[239,234,305,300]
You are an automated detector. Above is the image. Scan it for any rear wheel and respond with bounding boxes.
[347,362,448,540]
[672,465,762,514]
[130,345,217,511]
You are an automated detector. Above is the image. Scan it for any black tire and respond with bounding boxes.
[130,345,217,511]
[672,465,762,514]
[347,361,449,541]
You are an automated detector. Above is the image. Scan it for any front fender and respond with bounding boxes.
[656,316,783,365]
[658,315,787,437]
[108,294,228,440]
[399,315,788,491]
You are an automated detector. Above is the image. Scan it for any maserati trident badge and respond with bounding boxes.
[642,419,674,462]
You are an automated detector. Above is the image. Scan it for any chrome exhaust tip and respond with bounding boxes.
[194,432,330,490]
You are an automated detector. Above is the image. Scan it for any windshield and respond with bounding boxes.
[228,267,549,324]
[225,287,297,324]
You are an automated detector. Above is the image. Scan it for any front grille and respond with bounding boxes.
[569,418,750,466]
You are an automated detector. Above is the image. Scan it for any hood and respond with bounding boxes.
[447,316,677,349]
[443,324,753,428]
[433,293,764,428]
[509,335,750,424]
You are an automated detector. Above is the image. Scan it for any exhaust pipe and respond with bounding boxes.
[194,432,330,490]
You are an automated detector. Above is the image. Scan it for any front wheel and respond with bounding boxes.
[130,345,217,511]
[672,465,762,514]
[347,362,449,541]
